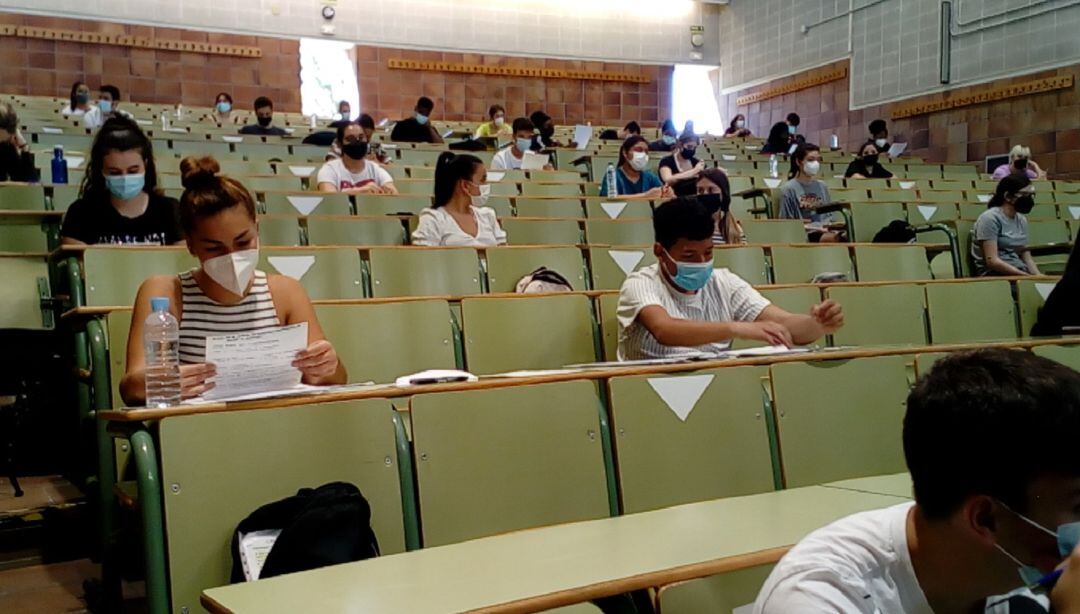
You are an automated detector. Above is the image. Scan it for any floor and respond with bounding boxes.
[0,475,83,516]
[0,559,97,613]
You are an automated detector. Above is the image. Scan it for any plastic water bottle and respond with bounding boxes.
[605,163,618,197]
[51,146,68,185]
[144,297,182,408]
[160,112,170,131]
[309,114,317,129]
[769,154,778,178]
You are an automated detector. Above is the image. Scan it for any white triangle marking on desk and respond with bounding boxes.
[899,181,916,190]
[763,178,781,189]
[268,256,315,280]
[1036,282,1057,300]
[648,375,714,421]
[288,165,316,177]
[286,196,323,216]
[977,194,991,204]
[1070,206,1080,220]
[600,202,628,219]
[609,250,645,275]
[916,205,937,222]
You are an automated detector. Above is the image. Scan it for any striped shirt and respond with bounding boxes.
[178,270,281,364]
[616,264,770,361]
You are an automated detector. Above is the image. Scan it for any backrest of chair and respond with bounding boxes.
[354,194,431,216]
[306,216,407,246]
[484,246,587,293]
[770,245,853,284]
[0,223,50,252]
[1027,219,1071,245]
[740,219,806,244]
[0,256,50,329]
[656,565,776,614]
[906,202,959,224]
[367,247,482,297]
[50,185,81,212]
[461,294,598,373]
[608,366,775,514]
[583,200,653,220]
[825,284,927,346]
[257,215,304,247]
[1015,278,1058,336]
[263,192,351,216]
[588,247,658,290]
[597,293,620,361]
[585,219,655,246]
[159,400,408,614]
[246,176,305,192]
[500,218,582,246]
[925,279,1017,343]
[514,198,585,218]
[409,381,612,546]
[315,301,457,384]
[83,248,198,307]
[259,247,365,300]
[714,246,770,285]
[1032,344,1080,371]
[0,184,47,210]
[520,183,584,197]
[770,355,911,487]
[853,245,932,281]
[849,202,905,242]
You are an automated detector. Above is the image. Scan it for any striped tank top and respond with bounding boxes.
[178,269,281,364]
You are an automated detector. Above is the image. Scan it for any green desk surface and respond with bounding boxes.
[823,472,913,499]
[202,485,904,614]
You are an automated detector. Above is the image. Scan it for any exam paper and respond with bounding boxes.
[521,151,550,170]
[203,323,308,400]
[888,142,907,158]
[723,345,810,358]
[222,135,243,143]
[574,124,593,150]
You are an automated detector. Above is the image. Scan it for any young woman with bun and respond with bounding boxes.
[411,151,507,247]
[119,156,346,405]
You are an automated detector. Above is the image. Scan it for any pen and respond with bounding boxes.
[1028,568,1064,592]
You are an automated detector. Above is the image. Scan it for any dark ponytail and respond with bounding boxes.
[433,151,482,208]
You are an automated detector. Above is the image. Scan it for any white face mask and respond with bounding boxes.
[630,151,649,171]
[493,116,505,126]
[469,183,491,208]
[803,160,821,176]
[202,248,259,296]
[735,120,745,129]
[875,138,888,149]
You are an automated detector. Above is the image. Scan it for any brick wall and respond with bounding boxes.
[0,12,301,112]
[719,60,1080,180]
[355,45,673,128]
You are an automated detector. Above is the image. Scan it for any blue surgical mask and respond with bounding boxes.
[995,500,1080,587]
[662,135,676,146]
[217,101,232,114]
[788,124,797,135]
[515,137,532,153]
[664,250,713,292]
[105,173,145,200]
[98,99,113,114]
[415,112,429,125]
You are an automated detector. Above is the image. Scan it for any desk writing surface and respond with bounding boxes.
[202,486,903,614]
[823,472,913,499]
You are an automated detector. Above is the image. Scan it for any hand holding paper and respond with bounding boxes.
[292,339,340,383]
[203,323,308,401]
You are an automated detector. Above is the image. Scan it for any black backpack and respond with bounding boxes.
[229,482,380,583]
[872,220,916,243]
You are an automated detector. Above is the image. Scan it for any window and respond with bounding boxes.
[671,64,724,136]
[299,38,359,119]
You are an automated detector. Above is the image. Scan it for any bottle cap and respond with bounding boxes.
[150,296,170,312]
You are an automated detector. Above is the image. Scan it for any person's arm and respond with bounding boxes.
[636,305,794,347]
[1028,160,1047,179]
[411,212,441,246]
[315,163,339,193]
[272,276,347,386]
[660,159,705,185]
[1021,250,1041,276]
[778,187,800,219]
[428,124,444,144]
[380,181,398,195]
[1051,544,1080,614]
[981,240,1030,276]
[317,182,338,193]
[756,301,843,346]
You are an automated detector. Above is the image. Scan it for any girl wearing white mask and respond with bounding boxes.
[475,104,512,140]
[412,152,507,247]
[119,156,346,404]
[600,136,673,200]
[724,114,752,138]
[779,143,844,243]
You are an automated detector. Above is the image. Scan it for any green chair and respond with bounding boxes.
[588,247,657,290]
[489,181,521,197]
[398,149,446,167]
[942,164,978,179]
[0,185,47,210]
[529,170,582,182]
[826,284,927,346]
[829,187,869,204]
[0,255,51,329]
[486,196,514,218]
[50,184,80,212]
[169,139,231,157]
[315,300,458,384]
[484,246,587,292]
[238,143,292,160]
[770,245,853,284]
[393,180,436,196]
[306,216,407,246]
[914,351,952,378]
[906,202,959,225]
[656,565,776,614]
[158,400,412,614]
[740,219,806,244]
[367,247,482,297]
[714,245,769,285]
[902,165,943,179]
[500,218,582,246]
[1015,278,1059,336]
[608,366,776,514]
[515,198,584,219]
[1032,345,1080,371]
[245,176,304,192]
[409,381,613,546]
[585,219,654,246]
[849,202,905,242]
[583,199,653,220]
[83,248,197,307]
[259,247,365,300]
[520,182,584,198]
[853,245,932,281]
[404,166,434,180]
[460,294,599,373]
[925,280,1017,343]
[217,160,273,176]
[1027,220,1071,246]
[918,190,964,204]
[263,192,351,216]
[597,293,620,361]
[257,215,303,246]
[770,355,911,487]
[354,194,431,216]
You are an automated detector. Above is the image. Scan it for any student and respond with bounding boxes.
[724,114,752,138]
[760,122,793,155]
[412,152,506,247]
[529,111,576,148]
[869,118,890,153]
[390,97,444,144]
[83,85,133,130]
[1032,240,1080,336]
[621,121,642,139]
[490,117,549,171]
[697,168,744,245]
[616,197,842,360]
[475,104,512,140]
[786,112,802,145]
[658,132,706,196]
[649,119,678,152]
[845,140,894,179]
[119,156,346,405]
[61,117,182,246]
[62,81,93,117]
[357,113,393,165]
[779,143,843,242]
[0,102,36,182]
[239,97,288,136]
[754,348,1080,614]
[212,92,235,124]
[337,100,351,121]
[599,136,672,200]
[972,174,1040,276]
[316,121,397,194]
[992,145,1047,181]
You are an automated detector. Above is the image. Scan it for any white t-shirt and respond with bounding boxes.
[490,146,524,171]
[316,158,394,192]
[411,206,507,247]
[61,104,90,117]
[82,106,133,130]
[616,263,770,361]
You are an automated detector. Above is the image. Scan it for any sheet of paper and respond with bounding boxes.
[283,128,296,135]
[222,135,243,143]
[288,165,315,177]
[888,142,907,157]
[66,156,85,169]
[135,119,153,126]
[573,124,593,151]
[163,127,188,133]
[40,126,62,134]
[203,323,307,401]
[485,369,585,378]
[722,154,737,161]
[565,354,718,369]
[899,181,916,190]
[238,529,281,581]
[723,345,810,358]
[182,381,385,405]
[521,151,549,170]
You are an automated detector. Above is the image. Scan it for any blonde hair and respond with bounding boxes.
[1009,145,1032,161]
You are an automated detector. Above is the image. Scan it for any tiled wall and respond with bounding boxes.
[355,45,673,127]
[0,12,301,111]
[719,60,1080,179]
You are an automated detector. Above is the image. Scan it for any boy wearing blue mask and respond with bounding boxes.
[83,85,132,130]
[755,348,1080,614]
[490,118,553,171]
[390,96,444,144]
[616,197,842,360]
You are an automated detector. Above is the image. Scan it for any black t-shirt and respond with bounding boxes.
[390,117,436,143]
[0,143,36,182]
[239,124,288,136]
[844,159,893,179]
[61,192,182,245]
[658,154,700,176]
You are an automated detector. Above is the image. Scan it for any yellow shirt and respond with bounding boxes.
[476,121,512,139]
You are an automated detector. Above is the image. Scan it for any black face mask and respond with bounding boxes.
[1014,158,1029,170]
[540,125,555,138]
[257,115,272,128]
[862,154,879,166]
[1014,195,1035,214]
[696,192,728,214]
[342,141,369,160]
[681,147,697,159]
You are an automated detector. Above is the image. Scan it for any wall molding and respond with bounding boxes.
[0,24,262,58]
[386,58,651,83]
[735,66,848,105]
[889,75,1074,119]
